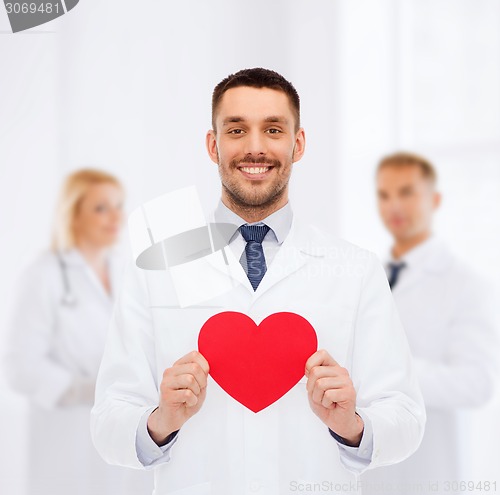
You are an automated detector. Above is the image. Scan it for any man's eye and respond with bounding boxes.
[266,128,282,134]
[229,129,244,134]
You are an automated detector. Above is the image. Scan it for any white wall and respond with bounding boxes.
[0,9,64,493]
[1,0,499,492]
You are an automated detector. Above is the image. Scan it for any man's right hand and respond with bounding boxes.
[147,350,210,446]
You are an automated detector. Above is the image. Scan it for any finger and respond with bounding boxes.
[166,389,199,408]
[192,351,210,375]
[174,350,210,375]
[305,349,339,375]
[166,363,208,390]
[167,373,201,396]
[305,366,348,393]
[321,389,351,409]
[321,392,335,409]
[307,375,349,395]
[197,385,207,404]
[311,383,326,406]
[311,385,346,408]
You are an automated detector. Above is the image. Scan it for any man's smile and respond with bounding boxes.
[237,165,275,179]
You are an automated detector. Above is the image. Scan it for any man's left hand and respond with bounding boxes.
[305,349,364,447]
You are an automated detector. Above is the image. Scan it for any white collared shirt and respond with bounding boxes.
[385,235,441,287]
[213,199,293,273]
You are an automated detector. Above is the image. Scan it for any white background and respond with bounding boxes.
[1,0,499,493]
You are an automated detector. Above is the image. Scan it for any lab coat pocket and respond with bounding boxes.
[157,481,212,495]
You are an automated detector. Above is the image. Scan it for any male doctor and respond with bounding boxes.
[91,69,425,495]
[361,152,497,493]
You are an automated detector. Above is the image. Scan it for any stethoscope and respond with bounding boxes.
[56,252,78,307]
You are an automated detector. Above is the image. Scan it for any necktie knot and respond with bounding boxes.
[388,262,406,289]
[239,224,270,244]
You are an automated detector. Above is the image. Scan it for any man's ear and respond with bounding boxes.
[292,128,306,163]
[206,130,219,164]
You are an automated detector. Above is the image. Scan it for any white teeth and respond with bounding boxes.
[240,167,269,174]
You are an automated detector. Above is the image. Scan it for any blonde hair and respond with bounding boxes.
[377,151,438,186]
[51,168,123,251]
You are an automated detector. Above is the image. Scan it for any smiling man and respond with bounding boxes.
[91,68,426,495]
[207,79,304,222]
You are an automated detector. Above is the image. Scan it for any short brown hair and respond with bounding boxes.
[211,67,300,132]
[377,151,437,185]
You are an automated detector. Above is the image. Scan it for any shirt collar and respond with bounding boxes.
[214,200,293,245]
[387,235,441,268]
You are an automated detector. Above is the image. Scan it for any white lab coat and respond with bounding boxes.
[4,249,153,495]
[91,218,426,495]
[361,237,498,494]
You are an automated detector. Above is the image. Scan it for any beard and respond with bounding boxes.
[219,155,293,211]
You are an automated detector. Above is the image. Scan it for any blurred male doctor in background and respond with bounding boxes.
[361,152,498,493]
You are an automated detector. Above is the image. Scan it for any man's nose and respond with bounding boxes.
[244,131,267,156]
[387,197,403,214]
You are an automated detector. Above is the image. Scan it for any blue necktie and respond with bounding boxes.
[388,262,406,289]
[239,224,270,291]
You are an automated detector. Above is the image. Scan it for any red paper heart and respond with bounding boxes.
[198,311,318,413]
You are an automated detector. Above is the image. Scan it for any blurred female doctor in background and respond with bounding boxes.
[4,169,153,495]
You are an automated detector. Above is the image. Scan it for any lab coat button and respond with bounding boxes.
[249,479,261,492]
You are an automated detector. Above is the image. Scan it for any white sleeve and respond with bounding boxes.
[90,261,164,469]
[413,273,498,409]
[135,406,178,468]
[347,255,426,474]
[332,410,374,470]
[3,258,74,409]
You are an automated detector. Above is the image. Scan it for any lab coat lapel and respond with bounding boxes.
[108,251,125,302]
[64,249,114,305]
[392,238,451,294]
[252,218,321,299]
[203,245,255,294]
[200,211,255,295]
[202,218,320,299]
[421,240,452,274]
[391,264,422,294]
